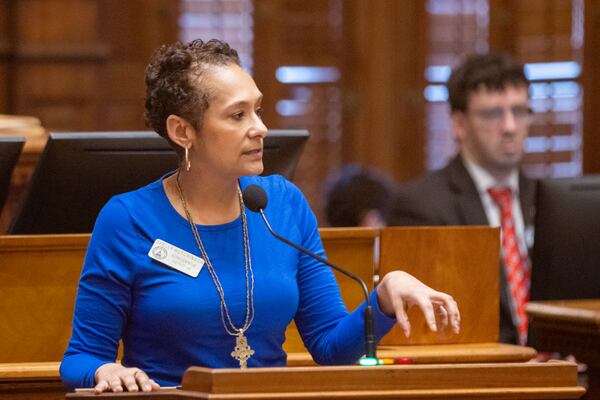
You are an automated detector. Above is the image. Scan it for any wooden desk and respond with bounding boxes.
[527,299,600,400]
[0,343,537,400]
[66,362,585,399]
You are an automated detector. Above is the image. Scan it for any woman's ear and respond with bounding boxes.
[166,115,196,149]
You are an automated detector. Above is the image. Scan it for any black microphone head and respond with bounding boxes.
[242,184,268,212]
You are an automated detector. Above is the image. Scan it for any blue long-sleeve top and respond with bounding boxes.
[60,174,396,390]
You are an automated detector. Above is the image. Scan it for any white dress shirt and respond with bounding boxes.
[462,158,529,257]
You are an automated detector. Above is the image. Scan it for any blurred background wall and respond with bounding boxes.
[1,0,599,222]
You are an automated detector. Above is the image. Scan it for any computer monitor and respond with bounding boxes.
[263,129,309,179]
[9,129,309,234]
[0,137,25,214]
[530,175,600,301]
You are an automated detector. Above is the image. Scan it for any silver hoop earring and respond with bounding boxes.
[184,147,191,172]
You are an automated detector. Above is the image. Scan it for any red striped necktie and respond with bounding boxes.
[487,187,530,345]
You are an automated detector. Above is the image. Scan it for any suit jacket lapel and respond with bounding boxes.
[518,174,536,226]
[447,156,489,226]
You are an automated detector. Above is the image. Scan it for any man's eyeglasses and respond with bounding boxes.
[472,105,533,126]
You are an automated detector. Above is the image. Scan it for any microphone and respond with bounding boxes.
[242,184,377,363]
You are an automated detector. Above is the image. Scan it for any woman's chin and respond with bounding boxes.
[238,165,264,178]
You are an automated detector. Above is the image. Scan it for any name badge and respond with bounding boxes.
[148,239,204,277]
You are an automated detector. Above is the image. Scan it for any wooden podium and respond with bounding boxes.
[67,362,584,399]
[527,299,600,400]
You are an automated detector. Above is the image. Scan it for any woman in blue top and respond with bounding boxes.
[60,39,460,394]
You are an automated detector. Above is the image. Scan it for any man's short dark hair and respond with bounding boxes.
[447,52,528,112]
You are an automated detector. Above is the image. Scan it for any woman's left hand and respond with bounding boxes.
[376,270,460,337]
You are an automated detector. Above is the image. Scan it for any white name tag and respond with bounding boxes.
[148,239,204,277]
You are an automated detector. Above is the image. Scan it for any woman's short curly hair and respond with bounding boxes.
[144,39,241,147]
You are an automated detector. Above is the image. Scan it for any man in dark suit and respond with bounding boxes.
[387,53,536,345]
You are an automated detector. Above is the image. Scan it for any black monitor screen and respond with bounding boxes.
[0,137,25,214]
[530,175,600,301]
[263,129,309,179]
[9,129,309,234]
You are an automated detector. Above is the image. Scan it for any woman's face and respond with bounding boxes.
[191,64,267,179]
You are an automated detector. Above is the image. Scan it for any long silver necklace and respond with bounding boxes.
[175,171,255,368]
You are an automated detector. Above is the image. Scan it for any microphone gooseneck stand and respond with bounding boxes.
[242,184,377,363]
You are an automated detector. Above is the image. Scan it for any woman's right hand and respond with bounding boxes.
[94,363,160,393]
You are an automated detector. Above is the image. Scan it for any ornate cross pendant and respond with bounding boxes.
[231,332,254,368]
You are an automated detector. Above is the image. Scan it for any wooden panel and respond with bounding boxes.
[489,0,519,54]
[527,299,600,400]
[15,63,102,130]
[99,0,180,131]
[18,64,100,99]
[253,0,345,221]
[0,0,12,113]
[181,362,581,395]
[491,0,575,63]
[319,228,377,309]
[15,0,102,46]
[0,63,10,113]
[10,0,107,130]
[101,61,147,129]
[283,227,377,353]
[583,0,600,174]
[343,0,427,183]
[379,226,500,345]
[0,1,10,45]
[0,234,89,362]
[6,0,178,132]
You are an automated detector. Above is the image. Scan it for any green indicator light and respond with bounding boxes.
[358,357,378,366]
